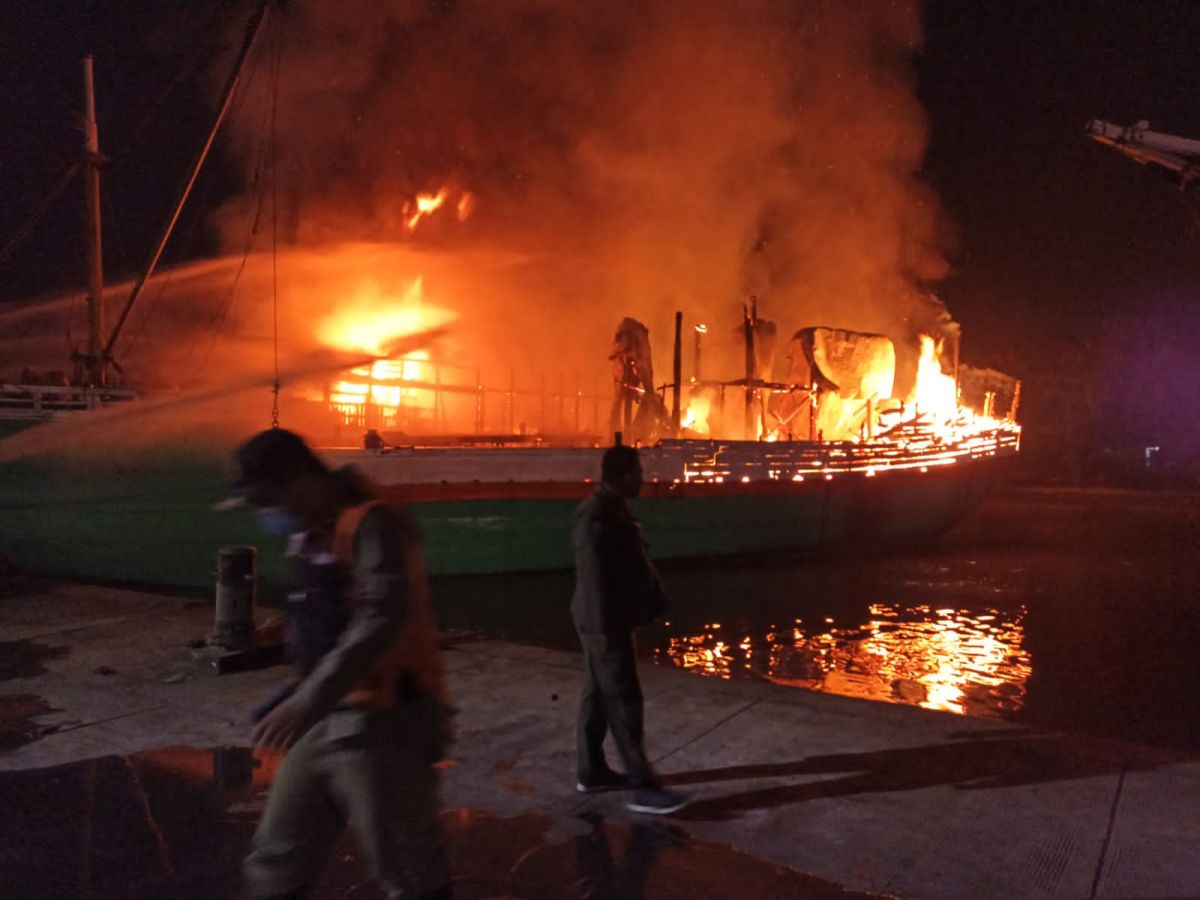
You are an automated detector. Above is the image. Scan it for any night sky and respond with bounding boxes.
[2,0,1198,456]
[917,1,1200,361]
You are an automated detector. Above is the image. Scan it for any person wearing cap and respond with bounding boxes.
[226,428,452,900]
[571,444,689,815]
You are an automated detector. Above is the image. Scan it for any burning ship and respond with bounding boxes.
[0,281,1020,588]
[0,2,1021,589]
[314,300,1022,579]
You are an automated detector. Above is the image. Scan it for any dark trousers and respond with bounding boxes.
[244,702,447,900]
[576,631,657,787]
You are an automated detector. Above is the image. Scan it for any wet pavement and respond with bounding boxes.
[0,638,70,681]
[0,746,880,899]
[3,487,1200,898]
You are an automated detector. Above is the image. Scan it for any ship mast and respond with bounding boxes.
[82,55,106,386]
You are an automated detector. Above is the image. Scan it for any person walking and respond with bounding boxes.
[571,444,689,814]
[224,428,452,900]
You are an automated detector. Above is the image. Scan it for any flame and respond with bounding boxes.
[329,352,433,426]
[681,393,711,434]
[405,189,448,231]
[402,186,475,232]
[910,335,957,423]
[316,277,449,356]
[317,277,449,428]
[456,191,475,221]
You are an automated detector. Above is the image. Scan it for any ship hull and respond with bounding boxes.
[0,443,1004,589]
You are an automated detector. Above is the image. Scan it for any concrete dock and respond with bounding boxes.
[2,579,1198,899]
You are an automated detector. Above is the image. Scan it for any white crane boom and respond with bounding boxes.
[1086,119,1200,184]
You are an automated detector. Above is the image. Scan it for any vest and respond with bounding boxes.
[292,499,446,710]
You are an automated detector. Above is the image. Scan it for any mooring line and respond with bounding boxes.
[569,694,762,815]
[653,695,764,766]
[1088,765,1127,900]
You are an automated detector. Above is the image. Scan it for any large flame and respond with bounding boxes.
[681,393,712,435]
[317,277,430,355]
[317,277,449,428]
[910,335,958,423]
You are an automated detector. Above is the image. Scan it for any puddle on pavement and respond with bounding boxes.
[0,639,69,680]
[0,745,889,899]
[0,693,63,751]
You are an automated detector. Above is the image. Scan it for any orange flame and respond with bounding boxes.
[405,189,448,231]
[316,277,449,356]
[317,277,451,428]
[910,335,957,424]
[402,186,475,233]
[456,191,474,221]
[681,393,712,434]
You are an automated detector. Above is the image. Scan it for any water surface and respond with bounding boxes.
[435,486,1200,749]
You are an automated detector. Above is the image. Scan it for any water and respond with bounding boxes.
[434,486,1200,749]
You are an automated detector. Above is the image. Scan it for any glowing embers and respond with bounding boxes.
[655,604,1031,719]
[329,353,434,427]
[676,327,1020,486]
[677,422,1019,485]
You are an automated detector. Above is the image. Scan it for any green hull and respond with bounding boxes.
[0,443,1000,590]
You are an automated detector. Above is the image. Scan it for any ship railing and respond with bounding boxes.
[316,355,614,437]
[661,423,1020,482]
[0,383,138,417]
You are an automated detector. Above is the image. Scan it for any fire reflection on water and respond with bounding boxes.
[654,603,1031,718]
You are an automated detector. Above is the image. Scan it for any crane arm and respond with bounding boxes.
[1086,119,1200,183]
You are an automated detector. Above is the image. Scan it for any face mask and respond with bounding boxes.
[255,505,305,536]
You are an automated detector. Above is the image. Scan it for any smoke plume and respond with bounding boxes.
[217,0,948,393]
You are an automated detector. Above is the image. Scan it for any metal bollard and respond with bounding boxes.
[215,546,256,649]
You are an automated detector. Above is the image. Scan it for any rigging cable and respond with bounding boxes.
[0,161,80,273]
[119,3,237,163]
[126,36,269,376]
[107,3,247,374]
[194,140,269,373]
[102,0,274,368]
[186,37,276,371]
[270,13,283,429]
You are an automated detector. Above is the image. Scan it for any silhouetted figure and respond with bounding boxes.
[608,318,656,439]
[571,444,689,815]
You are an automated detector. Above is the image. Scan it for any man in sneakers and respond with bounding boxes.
[571,444,689,815]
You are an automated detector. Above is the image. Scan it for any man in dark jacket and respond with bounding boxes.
[224,428,452,900]
[571,444,689,814]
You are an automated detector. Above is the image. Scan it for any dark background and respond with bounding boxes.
[2,0,1198,478]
